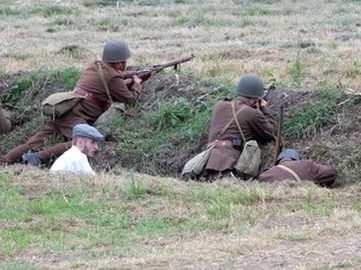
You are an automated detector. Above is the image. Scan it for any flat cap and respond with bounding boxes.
[72,124,104,141]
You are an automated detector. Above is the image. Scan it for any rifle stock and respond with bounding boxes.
[124,54,195,85]
[273,104,284,165]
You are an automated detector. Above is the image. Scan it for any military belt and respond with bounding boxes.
[207,139,233,148]
[75,86,108,111]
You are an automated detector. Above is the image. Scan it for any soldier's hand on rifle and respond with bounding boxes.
[258,98,268,107]
[124,78,133,85]
[132,75,142,85]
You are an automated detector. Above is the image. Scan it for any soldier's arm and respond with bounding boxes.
[108,77,142,103]
[249,109,277,142]
[307,160,337,186]
[259,105,277,130]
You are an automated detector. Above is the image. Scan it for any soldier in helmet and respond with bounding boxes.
[0,105,11,134]
[1,40,142,166]
[202,74,277,177]
[258,149,337,186]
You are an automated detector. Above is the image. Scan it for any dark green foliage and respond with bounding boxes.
[283,86,342,139]
[4,67,81,107]
[58,67,81,91]
[5,72,44,105]
[150,99,191,129]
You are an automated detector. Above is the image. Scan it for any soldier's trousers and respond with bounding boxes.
[2,112,86,164]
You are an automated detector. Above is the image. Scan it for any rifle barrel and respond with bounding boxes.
[124,54,195,78]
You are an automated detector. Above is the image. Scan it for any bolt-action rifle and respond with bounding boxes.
[263,80,276,101]
[273,104,284,165]
[124,54,195,85]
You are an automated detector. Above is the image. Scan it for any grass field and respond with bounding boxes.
[1,0,361,269]
[1,168,361,269]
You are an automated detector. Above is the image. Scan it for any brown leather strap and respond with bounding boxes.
[220,103,247,135]
[231,101,246,143]
[75,86,108,110]
[277,165,301,182]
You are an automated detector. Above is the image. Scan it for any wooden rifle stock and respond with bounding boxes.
[124,54,195,85]
[273,104,284,165]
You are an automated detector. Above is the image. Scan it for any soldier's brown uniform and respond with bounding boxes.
[0,107,11,134]
[205,96,277,173]
[2,61,141,164]
[258,158,337,186]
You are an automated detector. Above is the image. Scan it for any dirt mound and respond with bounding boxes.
[1,71,360,185]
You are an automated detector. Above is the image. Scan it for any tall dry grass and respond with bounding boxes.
[0,0,360,91]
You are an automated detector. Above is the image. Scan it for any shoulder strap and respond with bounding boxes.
[220,102,247,138]
[231,101,246,142]
[276,164,301,182]
[96,62,113,104]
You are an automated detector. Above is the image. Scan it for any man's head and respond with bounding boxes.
[236,74,264,100]
[277,149,301,164]
[102,40,131,71]
[72,124,104,158]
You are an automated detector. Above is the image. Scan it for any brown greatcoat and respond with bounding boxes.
[258,158,337,186]
[2,61,141,164]
[0,107,11,134]
[205,96,277,173]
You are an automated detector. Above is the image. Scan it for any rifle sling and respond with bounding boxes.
[276,165,301,182]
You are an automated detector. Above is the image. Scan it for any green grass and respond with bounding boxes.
[150,99,191,129]
[244,6,275,16]
[1,169,361,267]
[290,53,306,88]
[4,67,80,107]
[30,5,75,17]
[0,7,20,16]
[302,190,335,216]
[3,53,31,61]
[51,17,75,26]
[126,177,150,200]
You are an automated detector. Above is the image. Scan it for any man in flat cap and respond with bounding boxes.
[258,149,337,186]
[1,39,142,166]
[50,124,104,175]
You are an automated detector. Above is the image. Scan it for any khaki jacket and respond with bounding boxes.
[71,61,142,122]
[258,158,337,186]
[205,96,277,172]
[0,107,11,134]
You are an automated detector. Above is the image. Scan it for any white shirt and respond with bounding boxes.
[50,145,96,175]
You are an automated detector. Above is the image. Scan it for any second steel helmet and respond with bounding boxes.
[236,74,264,98]
[277,149,301,163]
[102,40,131,63]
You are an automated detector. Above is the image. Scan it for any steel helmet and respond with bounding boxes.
[236,74,264,98]
[277,149,301,163]
[102,40,131,63]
